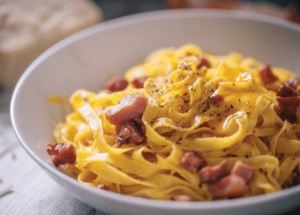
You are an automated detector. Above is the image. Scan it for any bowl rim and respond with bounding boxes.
[10,8,300,212]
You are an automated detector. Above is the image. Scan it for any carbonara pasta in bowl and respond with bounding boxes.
[11,9,300,215]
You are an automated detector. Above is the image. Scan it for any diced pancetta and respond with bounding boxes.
[180,151,206,172]
[106,76,128,92]
[105,93,148,125]
[198,160,227,183]
[259,64,278,85]
[207,174,248,199]
[46,142,76,167]
[230,160,254,182]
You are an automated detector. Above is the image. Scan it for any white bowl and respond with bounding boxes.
[10,9,300,215]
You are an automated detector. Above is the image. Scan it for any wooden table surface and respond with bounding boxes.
[0,101,106,215]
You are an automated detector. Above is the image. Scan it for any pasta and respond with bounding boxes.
[47,44,300,201]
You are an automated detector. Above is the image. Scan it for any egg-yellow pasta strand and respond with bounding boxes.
[52,44,300,201]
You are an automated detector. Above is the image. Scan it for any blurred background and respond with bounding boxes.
[93,0,300,22]
[0,0,299,100]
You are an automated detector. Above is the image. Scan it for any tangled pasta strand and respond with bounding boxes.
[49,44,300,201]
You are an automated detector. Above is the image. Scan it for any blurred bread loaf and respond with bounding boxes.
[0,0,102,90]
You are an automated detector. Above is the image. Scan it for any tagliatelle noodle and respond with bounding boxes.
[52,44,300,201]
